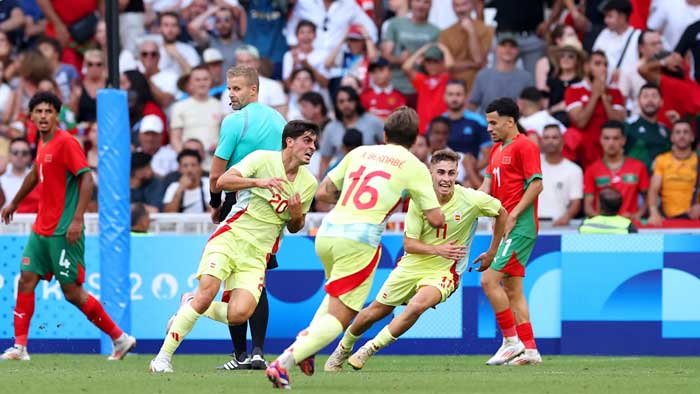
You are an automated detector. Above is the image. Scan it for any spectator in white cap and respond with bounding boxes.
[138,114,178,177]
[203,48,227,99]
[188,5,245,74]
[220,45,288,117]
[170,65,222,154]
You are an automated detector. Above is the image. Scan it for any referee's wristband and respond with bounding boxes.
[209,190,222,208]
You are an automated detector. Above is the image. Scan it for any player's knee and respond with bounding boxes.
[504,285,519,300]
[405,301,430,318]
[227,309,252,326]
[480,275,497,292]
[17,272,39,292]
[62,289,82,305]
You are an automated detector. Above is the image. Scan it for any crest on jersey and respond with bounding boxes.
[454,212,462,221]
[22,257,30,265]
[502,156,512,164]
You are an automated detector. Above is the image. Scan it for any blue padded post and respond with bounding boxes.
[97,89,131,354]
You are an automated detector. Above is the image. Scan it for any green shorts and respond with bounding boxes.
[490,234,536,277]
[21,231,86,284]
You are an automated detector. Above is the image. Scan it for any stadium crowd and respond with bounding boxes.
[0,0,699,225]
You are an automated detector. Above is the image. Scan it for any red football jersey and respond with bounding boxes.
[486,133,542,237]
[360,86,406,120]
[564,81,625,167]
[412,72,449,134]
[584,157,649,216]
[33,130,91,236]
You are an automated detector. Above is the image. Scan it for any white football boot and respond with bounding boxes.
[108,333,137,360]
[506,349,543,365]
[0,345,30,361]
[149,357,174,373]
[348,342,377,370]
[485,338,525,365]
[324,343,352,372]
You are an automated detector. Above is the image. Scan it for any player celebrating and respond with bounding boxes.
[0,92,136,361]
[210,65,287,371]
[265,107,445,389]
[324,149,508,371]
[149,121,319,373]
[478,98,544,365]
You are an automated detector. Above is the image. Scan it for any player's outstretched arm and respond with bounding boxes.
[0,165,39,224]
[404,235,466,261]
[315,176,340,204]
[66,170,94,244]
[472,206,508,272]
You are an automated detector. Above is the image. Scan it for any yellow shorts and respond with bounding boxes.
[196,231,266,302]
[376,266,458,307]
[315,237,382,312]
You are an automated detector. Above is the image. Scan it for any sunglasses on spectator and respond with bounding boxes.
[87,61,103,67]
[140,51,159,58]
[11,150,30,156]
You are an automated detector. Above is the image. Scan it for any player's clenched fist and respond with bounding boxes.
[432,240,467,261]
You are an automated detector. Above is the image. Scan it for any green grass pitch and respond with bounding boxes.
[1,355,698,393]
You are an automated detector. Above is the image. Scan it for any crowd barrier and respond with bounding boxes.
[1,233,699,356]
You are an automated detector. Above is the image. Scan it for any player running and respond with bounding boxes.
[478,98,544,365]
[265,107,445,389]
[149,120,319,373]
[324,149,507,371]
[0,92,136,361]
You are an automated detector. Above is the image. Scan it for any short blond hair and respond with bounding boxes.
[226,65,259,89]
[430,148,460,165]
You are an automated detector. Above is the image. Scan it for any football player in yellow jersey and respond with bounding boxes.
[325,149,508,371]
[266,107,445,389]
[149,121,319,373]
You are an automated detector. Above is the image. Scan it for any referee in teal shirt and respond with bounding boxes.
[208,65,286,371]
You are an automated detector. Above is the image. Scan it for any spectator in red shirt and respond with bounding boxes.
[402,42,454,134]
[584,120,650,219]
[360,57,406,120]
[37,0,100,72]
[565,50,626,167]
[638,54,700,129]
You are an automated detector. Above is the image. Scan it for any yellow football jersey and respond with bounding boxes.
[318,144,440,247]
[401,185,502,274]
[216,150,317,252]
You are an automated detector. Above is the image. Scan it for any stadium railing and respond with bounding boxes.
[4,213,698,235]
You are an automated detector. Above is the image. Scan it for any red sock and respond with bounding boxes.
[495,308,517,338]
[14,292,35,347]
[516,322,537,349]
[79,295,123,340]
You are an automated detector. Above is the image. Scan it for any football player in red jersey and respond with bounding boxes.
[0,92,136,361]
[479,97,544,365]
